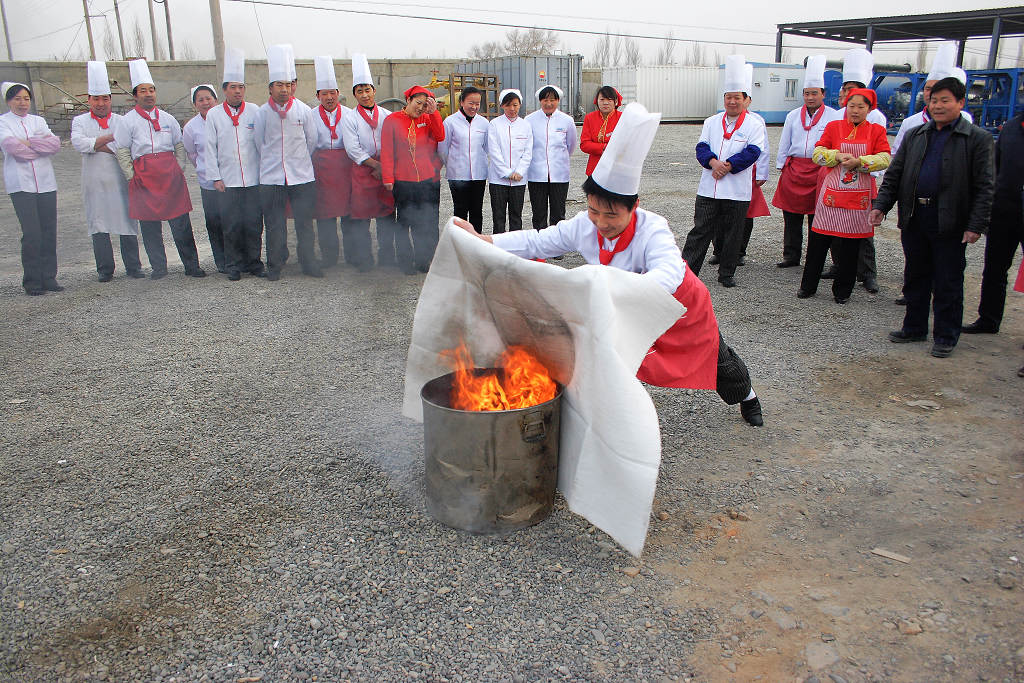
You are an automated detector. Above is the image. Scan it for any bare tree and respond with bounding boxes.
[101,17,118,60]
[128,18,147,59]
[655,31,676,65]
[469,41,502,60]
[915,41,929,72]
[610,36,624,67]
[504,28,559,56]
[591,31,612,67]
[180,40,198,60]
[623,37,642,67]
[683,42,705,66]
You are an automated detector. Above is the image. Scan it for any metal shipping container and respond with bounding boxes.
[600,66,718,121]
[456,55,584,119]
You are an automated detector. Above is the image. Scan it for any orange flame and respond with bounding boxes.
[442,342,557,412]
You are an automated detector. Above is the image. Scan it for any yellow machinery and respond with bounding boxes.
[426,71,500,119]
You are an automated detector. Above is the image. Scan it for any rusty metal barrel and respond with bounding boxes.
[420,369,562,533]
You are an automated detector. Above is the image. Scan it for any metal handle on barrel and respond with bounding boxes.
[520,409,546,443]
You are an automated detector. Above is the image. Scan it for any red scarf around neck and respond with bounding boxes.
[800,105,825,131]
[722,110,746,140]
[597,211,638,265]
[135,105,161,131]
[269,97,294,120]
[223,101,245,126]
[357,104,379,129]
[91,111,111,129]
[319,105,341,139]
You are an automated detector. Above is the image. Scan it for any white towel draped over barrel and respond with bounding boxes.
[403,220,685,557]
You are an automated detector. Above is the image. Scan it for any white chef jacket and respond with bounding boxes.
[113,107,182,160]
[696,111,766,202]
[487,115,533,186]
[204,101,261,188]
[492,208,685,294]
[837,106,887,128]
[439,110,489,181]
[183,113,215,190]
[747,110,770,183]
[776,105,839,167]
[892,109,974,155]
[313,104,351,151]
[0,112,58,194]
[342,104,390,164]
[254,98,317,186]
[70,111,136,235]
[525,109,577,183]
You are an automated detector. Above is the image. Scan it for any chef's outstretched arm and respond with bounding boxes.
[453,218,493,243]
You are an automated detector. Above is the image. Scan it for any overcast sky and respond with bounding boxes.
[5,0,1012,70]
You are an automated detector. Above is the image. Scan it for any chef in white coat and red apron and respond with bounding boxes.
[310,56,355,270]
[454,102,764,427]
[114,59,205,279]
[70,61,144,282]
[771,55,837,268]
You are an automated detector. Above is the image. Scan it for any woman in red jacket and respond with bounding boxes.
[580,85,622,176]
[381,85,445,274]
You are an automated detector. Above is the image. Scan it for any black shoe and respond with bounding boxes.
[126,270,146,279]
[740,397,764,427]
[738,256,746,266]
[265,270,281,281]
[797,288,814,299]
[303,267,324,278]
[862,277,879,294]
[888,329,927,343]
[962,319,998,334]
[186,268,207,278]
[834,295,850,304]
[24,287,45,296]
[821,267,837,279]
[227,270,241,281]
[777,260,799,268]
[930,341,955,358]
[151,269,168,280]
[895,295,907,306]
[42,280,64,292]
[98,273,113,283]
[709,254,720,265]
[718,276,736,288]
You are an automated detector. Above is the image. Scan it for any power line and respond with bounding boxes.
[13,18,84,44]
[250,0,266,50]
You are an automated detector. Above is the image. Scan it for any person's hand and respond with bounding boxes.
[840,155,862,171]
[962,231,981,244]
[214,180,226,193]
[384,182,394,191]
[94,134,115,152]
[755,179,766,186]
[710,159,729,180]
[425,97,437,114]
[453,218,475,233]
[509,172,522,182]
[868,209,885,227]
[371,166,382,180]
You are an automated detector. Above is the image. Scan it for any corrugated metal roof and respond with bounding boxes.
[778,6,1024,44]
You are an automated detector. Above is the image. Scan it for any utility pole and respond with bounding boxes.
[161,0,174,60]
[147,0,162,60]
[209,0,224,75]
[82,0,96,60]
[113,0,126,59]
[1,0,13,61]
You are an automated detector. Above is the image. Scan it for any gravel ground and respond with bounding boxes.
[1,124,1022,683]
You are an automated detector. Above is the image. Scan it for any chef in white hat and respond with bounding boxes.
[182,84,227,274]
[454,102,764,426]
[70,61,144,282]
[525,84,576,233]
[341,53,397,270]
[204,46,265,281]
[892,44,974,155]
[681,55,766,289]
[487,88,533,233]
[771,55,839,268]
[254,44,319,281]
[113,58,206,279]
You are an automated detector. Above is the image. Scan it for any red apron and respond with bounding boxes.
[129,151,192,221]
[636,267,720,390]
[349,161,394,220]
[313,148,354,219]
[811,141,875,239]
[771,157,820,215]
[1013,258,1024,293]
[747,176,770,218]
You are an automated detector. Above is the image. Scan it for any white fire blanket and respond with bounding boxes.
[402,221,685,556]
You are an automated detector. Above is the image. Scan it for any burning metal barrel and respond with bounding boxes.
[420,367,562,533]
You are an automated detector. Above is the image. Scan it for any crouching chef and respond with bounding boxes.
[453,102,765,427]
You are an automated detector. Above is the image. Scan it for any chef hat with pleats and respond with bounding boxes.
[499,88,523,105]
[722,55,747,94]
[129,59,155,90]
[87,61,110,96]
[352,53,373,88]
[314,56,338,91]
[803,55,827,90]
[536,84,563,100]
[950,67,968,85]
[591,102,661,196]
[927,44,957,82]
[742,64,754,96]
[267,44,295,84]
[842,48,873,86]
[223,46,245,85]
[2,81,28,99]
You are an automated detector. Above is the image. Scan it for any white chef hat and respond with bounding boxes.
[314,56,338,91]
[536,84,563,100]
[499,88,523,105]
[842,48,873,86]
[722,55,747,95]
[223,46,245,85]
[129,59,155,90]
[2,81,28,99]
[87,61,110,96]
[191,84,217,102]
[927,43,957,82]
[591,102,661,196]
[352,53,373,88]
[742,64,754,96]
[950,67,968,85]
[267,44,295,84]
[803,55,827,90]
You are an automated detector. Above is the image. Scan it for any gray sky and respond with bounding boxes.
[5,0,1011,69]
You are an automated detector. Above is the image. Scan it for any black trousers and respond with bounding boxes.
[139,213,200,274]
[11,191,58,291]
[260,182,316,274]
[901,219,968,345]
[716,333,753,405]
[528,181,569,230]
[92,232,141,276]
[345,217,392,267]
[393,180,440,269]
[315,217,345,267]
[683,196,749,280]
[200,187,226,272]
[489,184,526,233]
[830,235,876,279]
[220,186,264,274]
[976,204,1024,330]
[448,180,486,233]
[801,231,862,299]
[782,211,813,264]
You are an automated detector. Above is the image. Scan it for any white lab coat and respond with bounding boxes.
[525,109,577,183]
[113,107,182,160]
[696,111,766,201]
[892,109,974,155]
[204,101,261,188]
[837,106,887,128]
[254,98,317,186]
[487,115,533,186]
[183,113,215,190]
[313,104,351,151]
[70,111,136,235]
[439,110,489,181]
[342,104,390,164]
[0,112,58,194]
[775,105,839,167]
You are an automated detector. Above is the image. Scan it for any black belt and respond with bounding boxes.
[916,197,934,206]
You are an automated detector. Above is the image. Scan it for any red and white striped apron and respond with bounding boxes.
[810,141,875,239]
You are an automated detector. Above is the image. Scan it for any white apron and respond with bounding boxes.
[71,112,137,236]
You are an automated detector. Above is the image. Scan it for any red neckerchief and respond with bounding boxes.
[922,109,930,123]
[134,105,161,131]
[597,211,638,265]
[269,97,294,120]
[91,112,111,129]
[722,110,746,140]
[319,105,341,139]
[223,101,245,126]
[800,105,824,131]
[357,104,379,129]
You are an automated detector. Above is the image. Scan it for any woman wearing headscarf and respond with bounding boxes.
[526,85,577,231]
[0,82,62,295]
[580,85,622,176]
[183,84,227,273]
[487,89,532,233]
[798,88,890,304]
